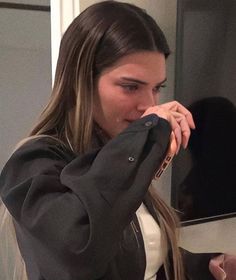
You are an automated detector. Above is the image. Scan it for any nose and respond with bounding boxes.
[136,91,156,113]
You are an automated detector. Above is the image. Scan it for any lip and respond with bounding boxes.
[125,118,139,122]
[125,119,136,123]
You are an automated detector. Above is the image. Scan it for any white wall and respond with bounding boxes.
[0,4,51,169]
[179,216,236,254]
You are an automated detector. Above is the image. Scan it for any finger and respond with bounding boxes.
[155,108,182,153]
[209,255,227,280]
[142,106,170,123]
[169,131,178,155]
[185,111,196,129]
[180,119,191,149]
[141,106,182,153]
[171,111,191,148]
[174,128,181,154]
[168,115,182,154]
[160,101,196,129]
[223,254,236,280]
[146,106,182,153]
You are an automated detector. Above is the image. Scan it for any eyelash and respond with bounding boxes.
[153,84,166,94]
[121,84,166,94]
[121,84,138,92]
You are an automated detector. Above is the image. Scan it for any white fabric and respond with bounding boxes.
[136,203,164,280]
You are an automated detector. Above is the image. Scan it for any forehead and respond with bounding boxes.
[100,51,166,81]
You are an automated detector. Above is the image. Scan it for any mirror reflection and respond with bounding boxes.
[172,0,236,223]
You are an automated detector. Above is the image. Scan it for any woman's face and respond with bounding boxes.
[93,51,166,138]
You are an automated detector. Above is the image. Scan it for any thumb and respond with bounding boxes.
[209,255,227,280]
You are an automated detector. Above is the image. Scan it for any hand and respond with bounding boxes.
[209,254,236,280]
[141,101,195,154]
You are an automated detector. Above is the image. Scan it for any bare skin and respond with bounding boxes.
[209,254,236,280]
[94,51,195,153]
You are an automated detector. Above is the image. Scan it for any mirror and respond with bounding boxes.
[172,0,236,224]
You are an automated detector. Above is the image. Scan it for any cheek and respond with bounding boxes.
[96,77,138,121]
[98,89,135,116]
[111,97,137,119]
[103,98,133,123]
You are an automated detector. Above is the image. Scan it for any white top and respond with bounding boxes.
[136,203,164,280]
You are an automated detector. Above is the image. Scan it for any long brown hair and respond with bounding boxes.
[29,1,170,153]
[5,1,184,279]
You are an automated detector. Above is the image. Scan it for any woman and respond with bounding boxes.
[0,1,233,279]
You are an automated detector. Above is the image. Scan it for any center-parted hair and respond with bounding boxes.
[8,2,183,280]
[29,1,170,153]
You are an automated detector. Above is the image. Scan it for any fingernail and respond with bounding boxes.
[219,267,227,280]
[176,146,180,155]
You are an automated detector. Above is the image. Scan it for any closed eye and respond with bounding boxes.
[120,84,139,92]
[153,84,166,94]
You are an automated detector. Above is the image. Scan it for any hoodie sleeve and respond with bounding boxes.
[0,114,171,280]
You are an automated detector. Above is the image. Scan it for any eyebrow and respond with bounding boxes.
[120,76,167,86]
